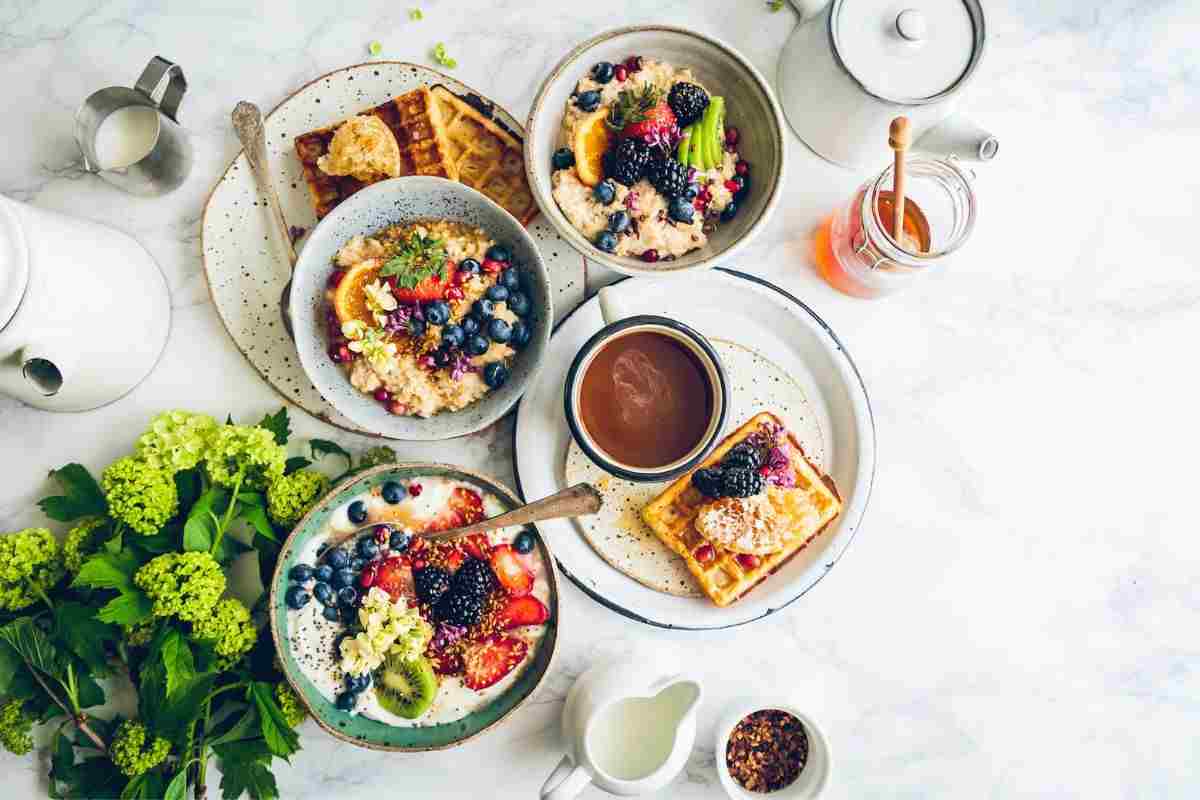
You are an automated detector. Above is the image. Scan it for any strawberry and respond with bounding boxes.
[462,635,528,691]
[429,487,486,532]
[496,595,549,630]
[462,533,491,561]
[490,544,533,597]
[621,102,677,143]
[374,557,415,603]
[429,649,464,676]
[443,550,465,573]
[388,269,450,304]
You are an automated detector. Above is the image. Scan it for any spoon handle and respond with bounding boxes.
[423,483,602,542]
[231,101,297,267]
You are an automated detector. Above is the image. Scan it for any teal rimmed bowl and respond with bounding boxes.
[268,463,559,751]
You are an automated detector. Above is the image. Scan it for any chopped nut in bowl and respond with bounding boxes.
[715,698,831,799]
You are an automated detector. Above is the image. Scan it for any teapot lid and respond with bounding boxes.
[832,0,984,104]
[0,197,30,331]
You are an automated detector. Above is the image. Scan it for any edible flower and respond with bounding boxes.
[339,587,432,676]
[449,350,475,381]
[363,279,398,317]
[348,327,398,369]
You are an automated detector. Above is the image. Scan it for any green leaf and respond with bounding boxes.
[0,639,19,695]
[159,629,196,698]
[96,590,154,626]
[219,757,279,800]
[121,771,167,800]
[309,439,352,468]
[183,487,228,552]
[0,617,65,680]
[256,407,291,445]
[238,493,277,543]
[72,551,138,592]
[153,672,216,742]
[53,603,117,676]
[37,463,107,522]
[163,769,190,800]
[249,681,299,758]
[174,467,204,509]
[207,703,259,747]
[75,668,105,709]
[283,456,311,475]
[378,232,447,287]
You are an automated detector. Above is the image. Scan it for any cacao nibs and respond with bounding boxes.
[725,709,808,793]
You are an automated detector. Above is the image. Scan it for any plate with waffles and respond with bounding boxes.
[514,270,875,629]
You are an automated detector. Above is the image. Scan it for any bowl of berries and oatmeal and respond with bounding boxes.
[270,464,558,750]
[290,176,552,439]
[526,26,786,275]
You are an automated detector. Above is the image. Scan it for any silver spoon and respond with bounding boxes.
[317,483,602,561]
[231,100,298,338]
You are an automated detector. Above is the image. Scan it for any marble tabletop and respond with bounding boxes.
[2,1,1198,798]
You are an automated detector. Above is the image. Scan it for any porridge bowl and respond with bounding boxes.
[290,176,552,439]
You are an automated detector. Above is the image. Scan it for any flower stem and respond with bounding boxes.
[210,473,245,556]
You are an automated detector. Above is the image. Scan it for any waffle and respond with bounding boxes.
[640,413,843,607]
[294,87,456,218]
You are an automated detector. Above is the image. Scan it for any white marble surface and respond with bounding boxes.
[2,1,1199,798]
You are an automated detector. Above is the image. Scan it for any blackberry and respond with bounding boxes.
[647,157,688,198]
[434,591,486,626]
[721,467,764,498]
[605,138,651,186]
[722,443,763,471]
[667,82,710,128]
[413,566,451,606]
[450,557,495,601]
[691,467,725,499]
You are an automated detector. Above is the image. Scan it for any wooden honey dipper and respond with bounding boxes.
[888,116,911,246]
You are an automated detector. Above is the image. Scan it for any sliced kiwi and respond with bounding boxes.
[373,652,438,719]
[688,120,705,168]
[702,96,725,170]
[676,126,693,164]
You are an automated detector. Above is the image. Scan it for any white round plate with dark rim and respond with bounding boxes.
[525,25,787,277]
[202,61,586,437]
[513,269,875,630]
[290,176,551,440]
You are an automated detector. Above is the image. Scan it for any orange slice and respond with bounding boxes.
[573,109,611,187]
[333,259,383,327]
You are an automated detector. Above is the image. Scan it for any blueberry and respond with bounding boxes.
[434,346,454,368]
[347,501,367,524]
[335,691,357,712]
[499,268,521,291]
[483,362,509,388]
[313,581,335,606]
[487,318,512,344]
[322,605,340,621]
[668,196,695,224]
[472,298,495,319]
[327,548,350,569]
[735,174,750,200]
[350,557,366,572]
[486,244,511,263]
[389,530,412,552]
[513,530,536,554]
[441,323,465,348]
[551,147,575,170]
[485,284,509,303]
[575,90,602,112]
[592,180,617,205]
[340,604,357,622]
[408,317,427,338]
[356,537,380,560]
[289,564,314,583]
[424,300,450,326]
[338,586,358,606]
[315,564,333,583]
[591,61,614,84]
[608,210,631,233]
[382,481,406,504]
[346,671,372,694]
[720,200,738,222]
[684,184,699,200]
[595,231,618,252]
[332,568,356,589]
[459,258,481,275]
[461,314,481,336]
[506,291,531,317]
[511,319,532,349]
[285,585,310,609]
[465,334,490,357]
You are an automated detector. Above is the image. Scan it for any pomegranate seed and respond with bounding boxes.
[624,56,643,73]
[374,525,392,545]
[614,65,628,82]
[694,544,715,564]
[725,126,740,146]
[327,270,347,289]
[337,345,353,362]
[412,559,427,571]
[373,387,391,403]
[736,553,760,570]
[408,483,423,497]
[693,198,706,211]
[724,179,740,193]
[481,258,504,274]
[735,161,750,176]
[445,286,465,301]
[387,399,406,415]
[640,249,659,263]
[359,564,377,587]
[759,466,771,476]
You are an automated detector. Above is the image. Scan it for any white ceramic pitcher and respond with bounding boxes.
[541,650,703,799]
[0,196,170,411]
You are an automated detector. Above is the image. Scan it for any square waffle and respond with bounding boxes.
[640,412,843,607]
[294,87,456,219]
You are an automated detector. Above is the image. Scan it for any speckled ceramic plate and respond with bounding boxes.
[268,464,558,751]
[514,269,876,630]
[202,61,585,436]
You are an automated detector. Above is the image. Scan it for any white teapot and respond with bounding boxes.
[0,196,170,411]
[541,649,703,799]
[778,0,998,169]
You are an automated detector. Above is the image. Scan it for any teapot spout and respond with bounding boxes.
[0,341,73,403]
[915,114,998,162]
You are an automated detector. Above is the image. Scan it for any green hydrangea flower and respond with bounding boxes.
[135,410,218,473]
[0,699,34,755]
[62,517,107,573]
[190,597,256,667]
[134,551,225,622]
[109,720,169,777]
[266,470,328,527]
[102,456,179,535]
[274,681,307,728]
[205,424,286,491]
[0,528,64,611]
[122,619,156,648]
[358,446,397,469]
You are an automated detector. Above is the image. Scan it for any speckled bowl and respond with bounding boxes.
[525,25,787,277]
[290,176,552,439]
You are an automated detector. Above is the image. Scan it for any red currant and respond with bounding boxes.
[735,161,750,176]
[614,65,628,82]
[640,249,659,263]
[327,270,347,289]
[724,126,740,146]
[373,387,391,403]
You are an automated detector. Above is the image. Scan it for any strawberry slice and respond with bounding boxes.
[462,635,528,691]
[374,557,415,603]
[490,544,534,597]
[461,533,491,561]
[443,550,465,573]
[388,261,456,304]
[621,102,677,143]
[429,487,486,532]
[429,649,464,676]
[496,595,549,630]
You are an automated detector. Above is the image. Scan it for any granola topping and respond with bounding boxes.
[725,709,808,793]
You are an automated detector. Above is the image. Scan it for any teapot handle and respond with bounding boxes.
[540,756,592,800]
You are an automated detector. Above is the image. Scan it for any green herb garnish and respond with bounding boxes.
[432,42,457,69]
[605,83,662,132]
[410,8,423,20]
[380,233,448,288]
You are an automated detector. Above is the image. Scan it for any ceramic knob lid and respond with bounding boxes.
[0,197,30,331]
[833,0,982,103]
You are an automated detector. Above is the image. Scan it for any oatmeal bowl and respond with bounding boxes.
[290,176,552,439]
[526,26,786,276]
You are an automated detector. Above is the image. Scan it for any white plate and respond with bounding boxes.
[513,269,875,629]
[201,61,586,436]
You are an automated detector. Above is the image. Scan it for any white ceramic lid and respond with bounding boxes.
[833,0,980,103]
[0,197,29,330]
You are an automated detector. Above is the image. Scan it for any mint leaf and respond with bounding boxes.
[96,590,154,626]
[249,682,299,759]
[378,233,447,287]
[256,408,291,445]
[0,617,65,680]
[38,463,107,522]
[159,629,195,697]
